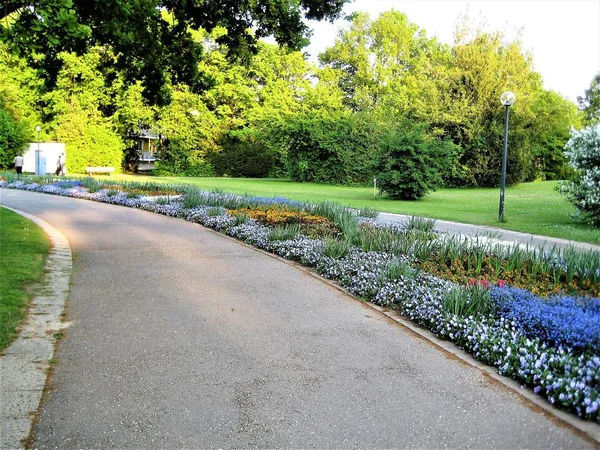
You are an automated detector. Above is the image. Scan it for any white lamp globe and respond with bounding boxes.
[35,125,41,132]
[500,91,516,106]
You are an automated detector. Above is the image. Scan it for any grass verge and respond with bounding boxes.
[0,208,50,351]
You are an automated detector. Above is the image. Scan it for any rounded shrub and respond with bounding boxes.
[375,125,455,200]
[560,124,600,225]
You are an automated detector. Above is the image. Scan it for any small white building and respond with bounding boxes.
[22,143,66,174]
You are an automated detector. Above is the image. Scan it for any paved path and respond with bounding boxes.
[0,190,594,448]
[377,213,600,252]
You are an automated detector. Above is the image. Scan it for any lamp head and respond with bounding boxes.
[35,125,41,132]
[500,91,516,106]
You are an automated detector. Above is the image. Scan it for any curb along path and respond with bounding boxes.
[0,207,72,450]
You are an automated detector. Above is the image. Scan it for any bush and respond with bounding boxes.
[284,111,381,185]
[0,103,29,169]
[375,124,455,200]
[56,103,124,174]
[560,124,600,225]
[154,138,215,177]
[209,128,276,178]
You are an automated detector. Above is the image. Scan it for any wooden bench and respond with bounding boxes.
[85,167,115,176]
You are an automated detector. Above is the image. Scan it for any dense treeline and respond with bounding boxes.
[0,10,589,197]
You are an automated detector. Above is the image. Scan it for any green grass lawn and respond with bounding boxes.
[0,208,50,351]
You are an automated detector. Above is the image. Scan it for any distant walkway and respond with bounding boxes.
[0,190,594,448]
[377,212,600,252]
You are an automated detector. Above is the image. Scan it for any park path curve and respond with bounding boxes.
[0,189,595,449]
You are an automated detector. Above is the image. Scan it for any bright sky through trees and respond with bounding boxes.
[305,0,600,103]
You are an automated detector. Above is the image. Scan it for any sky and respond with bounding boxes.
[303,0,600,104]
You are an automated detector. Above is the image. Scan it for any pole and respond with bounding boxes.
[498,105,510,221]
[36,129,40,176]
[374,178,377,198]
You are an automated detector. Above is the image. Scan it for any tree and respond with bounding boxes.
[578,72,600,126]
[442,27,543,187]
[319,10,450,122]
[529,90,581,180]
[1,0,348,105]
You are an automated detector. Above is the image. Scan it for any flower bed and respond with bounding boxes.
[1,176,599,423]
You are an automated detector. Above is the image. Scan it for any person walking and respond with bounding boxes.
[13,153,24,176]
[56,153,66,176]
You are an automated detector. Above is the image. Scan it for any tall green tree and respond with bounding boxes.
[529,90,581,180]
[442,27,543,186]
[1,0,348,105]
[578,72,600,126]
[319,10,450,123]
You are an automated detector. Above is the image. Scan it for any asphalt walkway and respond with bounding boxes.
[377,212,600,252]
[0,189,595,448]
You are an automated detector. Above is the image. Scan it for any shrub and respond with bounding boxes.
[209,128,276,178]
[154,138,215,177]
[56,114,124,174]
[283,111,381,185]
[0,102,30,169]
[560,124,600,225]
[375,124,455,200]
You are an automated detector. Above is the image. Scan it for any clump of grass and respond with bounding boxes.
[322,238,350,259]
[207,206,225,217]
[268,223,302,241]
[234,212,249,225]
[406,215,436,233]
[357,206,379,218]
[381,260,418,281]
[444,283,494,317]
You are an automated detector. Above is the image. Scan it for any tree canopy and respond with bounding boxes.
[578,72,600,126]
[0,0,348,105]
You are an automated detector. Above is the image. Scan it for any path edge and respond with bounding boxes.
[0,206,72,450]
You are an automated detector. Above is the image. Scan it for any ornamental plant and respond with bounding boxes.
[560,124,600,225]
[374,124,456,200]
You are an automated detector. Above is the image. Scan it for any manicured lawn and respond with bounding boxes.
[0,208,50,351]
[111,175,600,245]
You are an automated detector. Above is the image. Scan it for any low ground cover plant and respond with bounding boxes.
[2,176,599,423]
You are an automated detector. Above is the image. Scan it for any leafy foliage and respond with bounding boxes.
[284,111,381,184]
[55,100,124,173]
[1,0,348,105]
[560,124,600,225]
[375,125,455,200]
[578,72,600,126]
[0,96,29,168]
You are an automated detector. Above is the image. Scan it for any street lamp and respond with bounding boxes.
[35,125,41,176]
[498,91,516,222]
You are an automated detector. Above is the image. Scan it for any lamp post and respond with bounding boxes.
[35,125,41,176]
[498,91,516,222]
